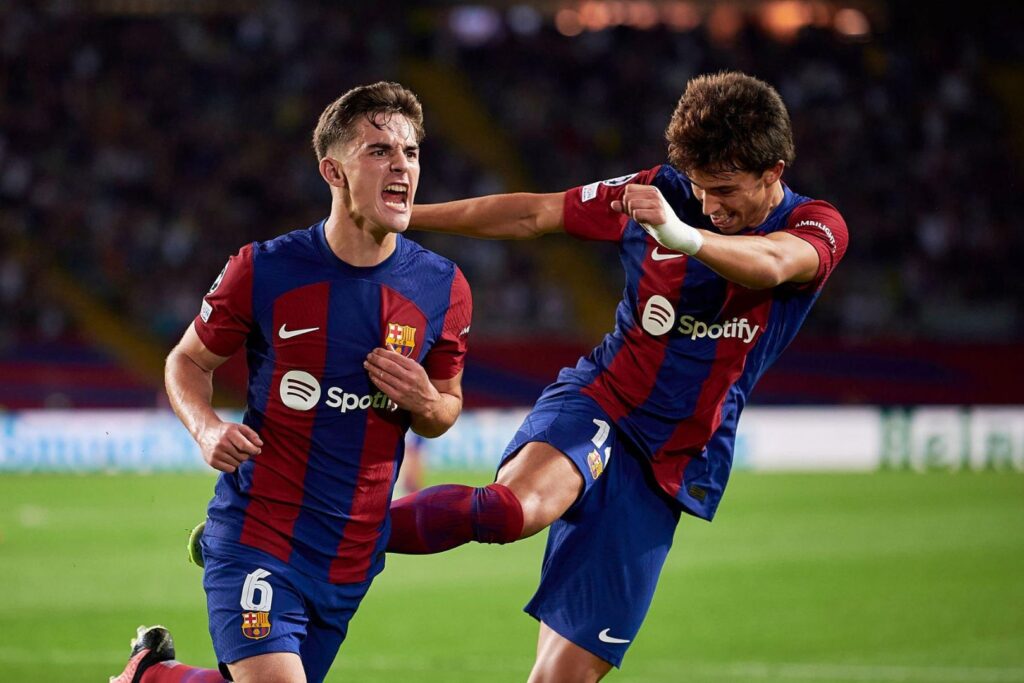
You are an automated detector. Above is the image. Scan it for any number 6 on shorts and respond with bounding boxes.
[240,568,273,611]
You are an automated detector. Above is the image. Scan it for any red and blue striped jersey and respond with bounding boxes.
[555,164,848,520]
[194,221,471,584]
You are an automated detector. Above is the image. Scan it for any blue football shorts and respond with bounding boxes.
[500,391,682,667]
[201,534,372,683]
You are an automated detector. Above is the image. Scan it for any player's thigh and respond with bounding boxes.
[298,579,373,683]
[496,392,622,536]
[524,447,681,668]
[497,440,583,536]
[297,624,345,683]
[202,538,308,675]
[529,622,613,683]
[228,651,306,683]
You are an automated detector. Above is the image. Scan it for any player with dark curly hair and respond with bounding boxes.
[389,70,848,682]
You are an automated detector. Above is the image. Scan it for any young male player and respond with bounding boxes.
[110,82,472,683]
[387,71,849,682]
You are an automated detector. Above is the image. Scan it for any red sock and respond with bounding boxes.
[141,661,227,682]
[388,483,524,554]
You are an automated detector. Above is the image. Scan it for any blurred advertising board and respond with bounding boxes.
[1,407,1022,473]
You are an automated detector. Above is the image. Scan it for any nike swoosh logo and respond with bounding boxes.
[598,628,631,644]
[651,248,684,261]
[278,324,320,339]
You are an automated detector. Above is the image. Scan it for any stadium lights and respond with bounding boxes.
[661,1,702,31]
[834,7,871,39]
[554,7,585,35]
[449,6,504,46]
[707,3,744,45]
[759,0,812,41]
[546,0,875,41]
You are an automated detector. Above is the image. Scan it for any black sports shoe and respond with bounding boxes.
[109,625,176,683]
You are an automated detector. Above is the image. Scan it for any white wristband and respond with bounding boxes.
[639,193,704,256]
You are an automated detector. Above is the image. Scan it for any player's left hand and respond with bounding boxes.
[364,346,440,414]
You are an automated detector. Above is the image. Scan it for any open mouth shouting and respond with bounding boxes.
[382,183,410,211]
[710,212,736,229]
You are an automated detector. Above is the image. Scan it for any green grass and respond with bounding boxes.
[2,471,1023,682]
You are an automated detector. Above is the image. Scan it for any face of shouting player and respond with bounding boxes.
[687,163,785,234]
[332,112,420,236]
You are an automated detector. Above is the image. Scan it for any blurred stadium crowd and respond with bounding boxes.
[1,1,1022,405]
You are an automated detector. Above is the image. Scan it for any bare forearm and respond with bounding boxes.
[409,392,462,438]
[695,232,810,289]
[412,193,564,240]
[165,326,261,473]
[165,350,222,441]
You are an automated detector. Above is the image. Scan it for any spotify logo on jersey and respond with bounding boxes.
[279,370,322,411]
[641,295,676,336]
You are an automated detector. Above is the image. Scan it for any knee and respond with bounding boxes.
[496,445,583,536]
[228,652,306,683]
[528,622,613,683]
[514,487,569,536]
[528,658,607,683]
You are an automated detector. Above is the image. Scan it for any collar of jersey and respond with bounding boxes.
[313,219,404,276]
[738,183,797,236]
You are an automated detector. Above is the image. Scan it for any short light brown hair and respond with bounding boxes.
[312,81,425,160]
[666,71,795,175]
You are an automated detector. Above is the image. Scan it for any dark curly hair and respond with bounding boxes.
[312,81,424,160]
[666,71,794,175]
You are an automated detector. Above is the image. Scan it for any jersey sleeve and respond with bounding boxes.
[562,166,662,242]
[423,266,472,381]
[782,200,849,291]
[193,243,255,357]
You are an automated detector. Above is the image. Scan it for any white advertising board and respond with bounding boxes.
[1,407,1022,473]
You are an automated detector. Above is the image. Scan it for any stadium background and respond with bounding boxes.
[1,1,1022,681]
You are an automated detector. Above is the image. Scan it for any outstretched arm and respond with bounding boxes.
[615,184,819,289]
[411,192,566,240]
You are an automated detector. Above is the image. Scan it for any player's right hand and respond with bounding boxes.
[198,421,263,473]
[612,184,704,255]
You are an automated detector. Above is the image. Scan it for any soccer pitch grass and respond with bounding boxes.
[2,472,1023,683]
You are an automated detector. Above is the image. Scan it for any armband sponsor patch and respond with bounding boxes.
[794,219,837,253]
[200,299,213,323]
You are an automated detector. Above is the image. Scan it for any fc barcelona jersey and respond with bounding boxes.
[194,221,471,584]
[551,165,848,520]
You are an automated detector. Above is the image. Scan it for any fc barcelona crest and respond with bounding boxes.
[241,611,271,640]
[587,449,604,480]
[385,322,417,357]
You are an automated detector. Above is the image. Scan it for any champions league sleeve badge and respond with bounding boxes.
[208,261,229,294]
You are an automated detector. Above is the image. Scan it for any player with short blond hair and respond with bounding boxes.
[111,81,471,683]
